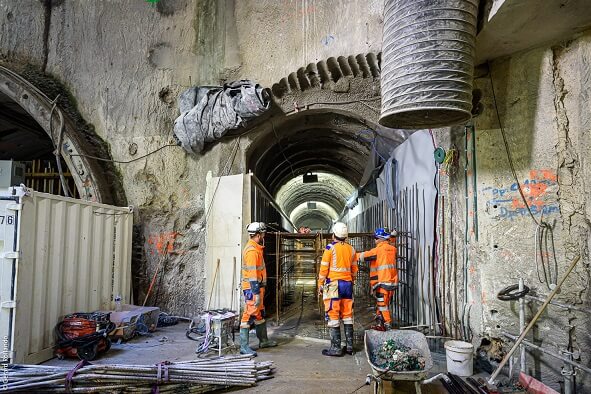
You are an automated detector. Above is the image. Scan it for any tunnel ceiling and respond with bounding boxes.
[276,172,355,216]
[248,110,371,229]
[0,90,54,160]
[249,110,373,192]
[290,201,340,231]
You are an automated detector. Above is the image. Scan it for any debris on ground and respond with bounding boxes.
[371,339,426,372]
[5,355,274,393]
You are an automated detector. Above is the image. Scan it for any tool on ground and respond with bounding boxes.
[6,354,274,392]
[54,312,115,361]
[488,255,581,384]
[188,309,237,357]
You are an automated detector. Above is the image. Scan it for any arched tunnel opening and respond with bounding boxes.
[246,109,380,334]
[0,89,79,196]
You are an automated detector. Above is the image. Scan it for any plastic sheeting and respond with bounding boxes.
[174,81,270,154]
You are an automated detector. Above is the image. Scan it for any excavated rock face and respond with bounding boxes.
[0,0,388,315]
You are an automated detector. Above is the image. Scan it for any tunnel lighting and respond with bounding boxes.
[302,171,318,183]
[307,202,317,209]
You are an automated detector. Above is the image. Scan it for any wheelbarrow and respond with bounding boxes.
[364,329,434,394]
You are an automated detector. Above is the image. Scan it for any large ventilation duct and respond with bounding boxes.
[380,0,478,129]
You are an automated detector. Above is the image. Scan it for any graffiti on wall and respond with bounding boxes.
[482,170,559,221]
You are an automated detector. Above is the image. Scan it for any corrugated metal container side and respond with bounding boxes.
[0,188,132,364]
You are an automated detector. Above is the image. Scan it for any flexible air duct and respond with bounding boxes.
[380,0,479,129]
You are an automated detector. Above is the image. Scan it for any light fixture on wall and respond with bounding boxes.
[303,171,318,183]
[307,202,317,209]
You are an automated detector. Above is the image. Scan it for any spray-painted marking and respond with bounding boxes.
[321,34,335,46]
[482,169,559,221]
[147,232,178,256]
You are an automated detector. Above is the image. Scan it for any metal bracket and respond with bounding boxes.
[6,203,22,211]
[2,251,20,259]
[1,300,16,308]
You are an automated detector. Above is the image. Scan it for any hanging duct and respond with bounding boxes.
[380,0,479,129]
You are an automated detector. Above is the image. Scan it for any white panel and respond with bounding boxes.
[205,174,248,312]
[0,196,20,363]
[2,187,133,364]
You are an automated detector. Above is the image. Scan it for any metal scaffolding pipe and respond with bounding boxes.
[502,332,591,376]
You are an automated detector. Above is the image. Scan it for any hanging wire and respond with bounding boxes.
[488,62,541,227]
[69,143,178,164]
[489,61,559,289]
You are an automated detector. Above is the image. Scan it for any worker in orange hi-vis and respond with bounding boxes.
[356,227,398,330]
[240,222,277,356]
[318,222,358,356]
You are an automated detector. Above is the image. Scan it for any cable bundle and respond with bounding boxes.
[5,355,274,393]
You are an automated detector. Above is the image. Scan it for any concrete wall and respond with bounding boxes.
[0,0,385,315]
[437,30,591,390]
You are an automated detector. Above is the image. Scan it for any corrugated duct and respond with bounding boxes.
[380,0,479,129]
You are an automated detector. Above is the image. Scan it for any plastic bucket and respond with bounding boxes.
[444,340,474,377]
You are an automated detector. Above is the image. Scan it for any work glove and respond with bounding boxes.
[254,294,261,308]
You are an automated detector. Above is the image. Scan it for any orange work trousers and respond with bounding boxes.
[324,298,354,327]
[241,287,265,328]
[375,288,394,324]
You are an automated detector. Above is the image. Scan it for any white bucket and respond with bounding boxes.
[444,340,474,377]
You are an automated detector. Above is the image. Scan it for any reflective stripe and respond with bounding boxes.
[331,267,350,272]
[254,319,266,325]
[376,296,384,302]
[327,320,340,328]
[342,317,354,324]
[320,261,329,266]
[331,247,337,268]
[351,260,358,267]
[370,264,397,273]
[378,307,388,312]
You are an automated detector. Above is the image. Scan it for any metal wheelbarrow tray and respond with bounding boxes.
[364,329,433,383]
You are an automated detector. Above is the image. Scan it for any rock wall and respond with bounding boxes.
[437,30,591,390]
[0,0,385,315]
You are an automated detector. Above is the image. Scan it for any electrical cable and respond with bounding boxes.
[271,120,296,177]
[286,98,381,115]
[489,63,562,291]
[488,63,541,227]
[69,143,178,164]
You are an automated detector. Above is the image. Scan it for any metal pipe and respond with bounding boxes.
[502,332,591,376]
[489,255,581,384]
[519,278,526,373]
[563,351,575,394]
[525,294,591,315]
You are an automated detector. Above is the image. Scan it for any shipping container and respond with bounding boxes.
[0,187,132,364]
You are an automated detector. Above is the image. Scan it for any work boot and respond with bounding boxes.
[255,322,277,349]
[240,327,257,356]
[322,327,344,357]
[344,324,354,355]
[384,322,392,331]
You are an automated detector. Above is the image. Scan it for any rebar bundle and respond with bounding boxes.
[4,355,274,393]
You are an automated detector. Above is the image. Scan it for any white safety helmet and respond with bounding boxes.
[247,222,267,235]
[332,222,348,239]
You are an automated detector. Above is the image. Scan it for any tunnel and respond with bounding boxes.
[0,89,80,196]
[244,108,387,335]
[247,109,374,227]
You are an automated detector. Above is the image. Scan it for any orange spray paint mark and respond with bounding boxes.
[147,232,179,256]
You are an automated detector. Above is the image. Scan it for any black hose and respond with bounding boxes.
[497,284,530,301]
[55,321,116,348]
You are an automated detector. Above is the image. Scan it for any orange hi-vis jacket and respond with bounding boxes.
[357,241,398,289]
[241,239,267,292]
[318,241,358,287]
